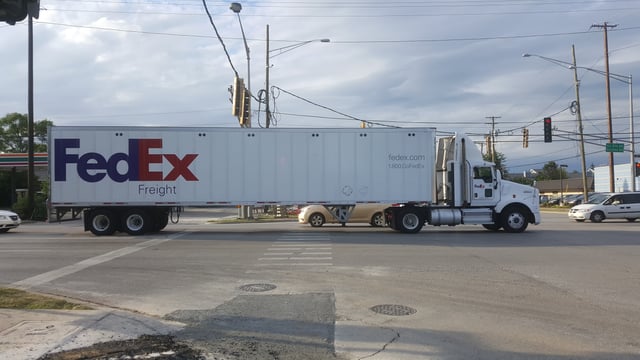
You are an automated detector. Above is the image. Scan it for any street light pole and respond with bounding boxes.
[571,45,589,202]
[265,33,329,128]
[570,66,634,192]
[522,51,589,202]
[230,2,251,128]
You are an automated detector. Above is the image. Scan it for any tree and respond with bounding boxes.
[536,161,567,181]
[0,112,53,153]
[483,151,508,176]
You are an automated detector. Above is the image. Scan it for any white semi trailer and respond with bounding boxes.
[48,126,540,235]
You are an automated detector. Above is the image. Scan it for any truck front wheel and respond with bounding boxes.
[398,208,424,233]
[501,206,529,233]
[122,209,152,235]
[88,209,117,236]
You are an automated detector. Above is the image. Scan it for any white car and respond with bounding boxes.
[298,203,388,227]
[568,192,640,222]
[0,210,21,232]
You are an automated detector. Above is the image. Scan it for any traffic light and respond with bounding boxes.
[0,0,38,25]
[239,87,251,126]
[635,162,640,177]
[231,77,244,118]
[522,128,529,148]
[543,117,552,143]
[0,0,27,25]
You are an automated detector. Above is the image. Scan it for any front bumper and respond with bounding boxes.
[568,209,589,220]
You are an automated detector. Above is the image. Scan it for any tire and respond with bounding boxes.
[501,206,529,233]
[88,209,117,236]
[155,212,169,231]
[308,213,325,227]
[626,218,637,222]
[590,211,605,223]
[482,223,501,231]
[398,208,424,234]
[370,212,385,227]
[122,209,152,235]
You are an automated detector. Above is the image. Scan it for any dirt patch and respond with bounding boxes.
[38,335,204,360]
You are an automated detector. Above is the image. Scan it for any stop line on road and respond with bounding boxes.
[257,233,333,266]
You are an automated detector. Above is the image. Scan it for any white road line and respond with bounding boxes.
[11,232,187,290]
[256,263,333,266]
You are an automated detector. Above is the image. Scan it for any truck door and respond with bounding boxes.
[471,166,497,205]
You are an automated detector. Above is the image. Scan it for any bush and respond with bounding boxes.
[11,192,48,221]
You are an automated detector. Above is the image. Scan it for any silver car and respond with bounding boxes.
[0,210,21,232]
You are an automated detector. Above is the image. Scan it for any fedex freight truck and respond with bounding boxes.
[48,126,540,235]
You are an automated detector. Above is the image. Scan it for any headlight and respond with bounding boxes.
[0,215,7,220]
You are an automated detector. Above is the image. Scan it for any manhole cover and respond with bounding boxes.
[239,283,277,292]
[370,304,417,316]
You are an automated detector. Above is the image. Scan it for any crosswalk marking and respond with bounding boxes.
[258,233,333,267]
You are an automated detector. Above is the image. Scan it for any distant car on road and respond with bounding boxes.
[298,204,388,227]
[0,210,21,232]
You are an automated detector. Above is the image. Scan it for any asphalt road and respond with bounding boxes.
[2,209,640,359]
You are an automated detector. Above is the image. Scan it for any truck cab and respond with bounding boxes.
[386,133,540,233]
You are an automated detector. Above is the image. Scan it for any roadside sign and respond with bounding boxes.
[606,143,624,152]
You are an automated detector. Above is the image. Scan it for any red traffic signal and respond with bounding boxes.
[635,162,640,177]
[543,117,552,143]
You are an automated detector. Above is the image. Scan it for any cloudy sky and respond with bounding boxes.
[2,0,639,175]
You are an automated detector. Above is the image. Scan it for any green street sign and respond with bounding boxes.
[606,143,624,152]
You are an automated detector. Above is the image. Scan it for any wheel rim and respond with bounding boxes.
[592,213,603,222]
[506,212,525,230]
[402,213,420,231]
[92,214,111,232]
[372,213,385,227]
[309,214,324,227]
[125,214,145,232]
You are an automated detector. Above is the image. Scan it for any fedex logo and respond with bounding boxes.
[54,138,199,183]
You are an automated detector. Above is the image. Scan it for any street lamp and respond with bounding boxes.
[264,24,329,128]
[230,2,251,127]
[569,66,635,191]
[560,164,568,205]
[523,49,589,201]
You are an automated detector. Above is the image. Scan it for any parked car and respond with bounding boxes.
[298,203,388,227]
[563,194,583,206]
[568,192,640,222]
[0,209,21,232]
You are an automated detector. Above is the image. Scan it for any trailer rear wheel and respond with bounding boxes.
[122,209,152,235]
[398,208,424,233]
[89,209,117,236]
[155,212,169,231]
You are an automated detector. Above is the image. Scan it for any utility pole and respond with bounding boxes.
[591,22,617,192]
[485,116,501,163]
[265,24,271,128]
[571,45,589,202]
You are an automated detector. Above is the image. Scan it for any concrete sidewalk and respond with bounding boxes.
[0,307,183,360]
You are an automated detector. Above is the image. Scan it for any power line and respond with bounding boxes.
[199,0,237,77]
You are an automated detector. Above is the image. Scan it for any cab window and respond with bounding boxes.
[474,166,493,183]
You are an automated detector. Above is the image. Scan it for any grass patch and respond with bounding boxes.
[0,287,93,310]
